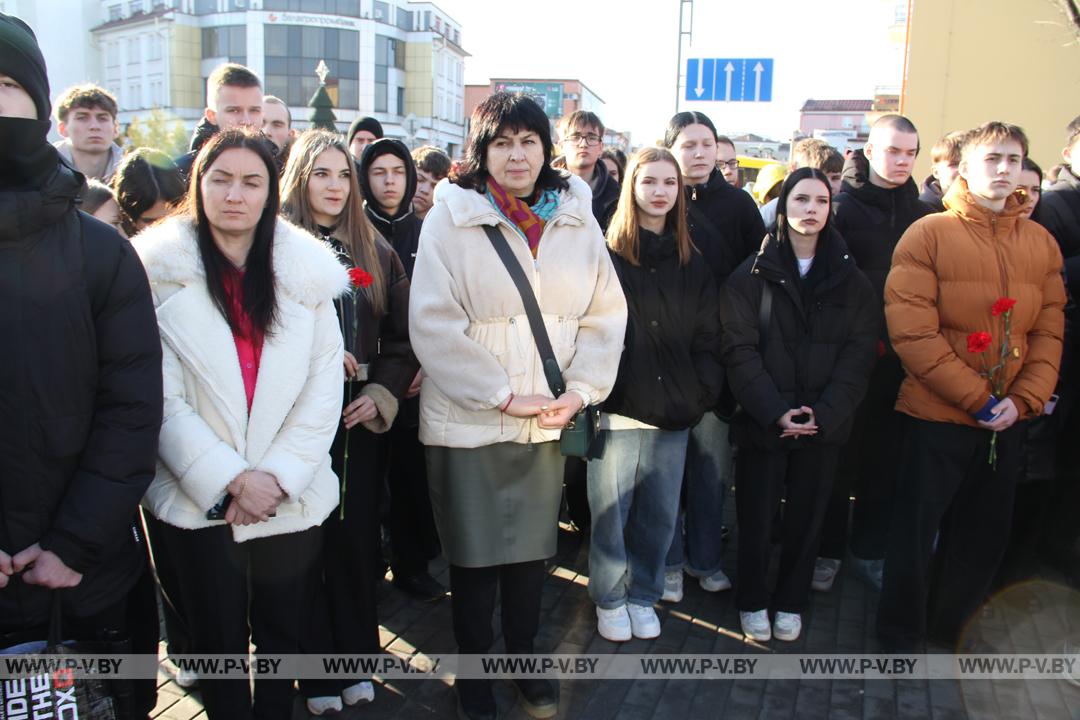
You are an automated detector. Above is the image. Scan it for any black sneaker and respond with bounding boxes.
[512,678,558,719]
[456,679,496,720]
[393,571,447,602]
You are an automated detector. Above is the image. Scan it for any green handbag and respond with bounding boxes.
[483,225,602,458]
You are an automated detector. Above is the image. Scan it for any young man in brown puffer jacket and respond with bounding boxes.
[877,122,1066,652]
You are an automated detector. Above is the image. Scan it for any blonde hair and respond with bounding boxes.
[606,146,693,266]
[280,129,386,314]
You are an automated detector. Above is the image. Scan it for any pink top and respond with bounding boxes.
[221,266,264,413]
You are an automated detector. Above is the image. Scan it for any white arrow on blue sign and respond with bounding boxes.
[686,58,774,102]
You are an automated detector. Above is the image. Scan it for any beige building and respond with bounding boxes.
[902,0,1080,177]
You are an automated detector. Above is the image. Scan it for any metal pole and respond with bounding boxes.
[676,0,694,113]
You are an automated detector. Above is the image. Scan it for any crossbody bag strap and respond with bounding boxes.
[482,224,566,398]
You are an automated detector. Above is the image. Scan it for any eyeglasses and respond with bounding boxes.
[564,133,602,147]
[719,160,739,170]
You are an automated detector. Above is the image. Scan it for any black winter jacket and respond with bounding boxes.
[591,162,620,233]
[0,162,163,629]
[833,169,932,347]
[1036,165,1080,298]
[324,231,418,401]
[358,138,423,279]
[603,229,723,430]
[721,229,877,450]
[918,174,945,212]
[686,167,768,284]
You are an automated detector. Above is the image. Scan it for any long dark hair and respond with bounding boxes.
[112,147,185,236]
[775,167,835,245]
[451,92,568,195]
[662,111,719,149]
[180,129,279,338]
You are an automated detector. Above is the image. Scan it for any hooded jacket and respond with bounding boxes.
[1037,164,1080,298]
[603,229,722,430]
[0,156,163,628]
[885,177,1066,426]
[833,164,933,347]
[686,167,768,285]
[54,138,125,184]
[135,216,348,540]
[409,173,628,448]
[174,117,219,179]
[721,228,877,450]
[919,174,945,213]
[357,138,423,279]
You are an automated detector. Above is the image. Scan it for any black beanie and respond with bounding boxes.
[348,116,384,144]
[0,13,49,121]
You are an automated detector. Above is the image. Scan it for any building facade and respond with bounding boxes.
[84,0,467,155]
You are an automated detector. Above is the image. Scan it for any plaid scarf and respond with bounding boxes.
[486,179,560,258]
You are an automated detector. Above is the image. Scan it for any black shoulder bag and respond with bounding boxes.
[482,224,601,458]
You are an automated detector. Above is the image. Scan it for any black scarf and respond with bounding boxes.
[0,117,63,191]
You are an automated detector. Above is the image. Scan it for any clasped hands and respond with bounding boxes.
[0,545,82,590]
[503,392,583,429]
[223,470,285,526]
[777,406,818,439]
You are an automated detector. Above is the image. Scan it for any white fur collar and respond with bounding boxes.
[433,172,593,228]
[134,216,348,307]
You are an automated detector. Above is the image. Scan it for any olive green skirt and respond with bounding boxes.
[426,441,563,568]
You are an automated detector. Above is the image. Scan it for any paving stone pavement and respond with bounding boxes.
[151,493,1080,720]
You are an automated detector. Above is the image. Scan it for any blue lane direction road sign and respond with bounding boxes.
[685,58,774,102]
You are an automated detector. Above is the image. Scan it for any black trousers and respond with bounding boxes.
[877,417,1023,651]
[449,560,546,655]
[735,444,838,613]
[300,423,387,699]
[386,415,439,577]
[149,520,321,720]
[820,354,904,560]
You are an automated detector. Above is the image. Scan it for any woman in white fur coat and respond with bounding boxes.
[409,93,627,720]
[134,130,347,720]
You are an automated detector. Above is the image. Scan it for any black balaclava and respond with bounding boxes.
[0,12,59,190]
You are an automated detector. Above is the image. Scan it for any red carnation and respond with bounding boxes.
[991,297,1017,317]
[967,331,992,354]
[349,267,373,288]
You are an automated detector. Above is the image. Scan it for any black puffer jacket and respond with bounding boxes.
[721,229,877,450]
[591,162,620,233]
[686,167,768,284]
[833,165,932,348]
[918,174,945,212]
[604,229,723,430]
[0,161,163,629]
[174,117,219,180]
[358,138,423,279]
[1037,165,1080,298]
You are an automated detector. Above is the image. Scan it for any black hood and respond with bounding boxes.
[358,138,417,223]
[839,163,921,212]
[189,117,220,153]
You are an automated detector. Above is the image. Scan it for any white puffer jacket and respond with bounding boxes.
[409,174,628,448]
[135,216,347,541]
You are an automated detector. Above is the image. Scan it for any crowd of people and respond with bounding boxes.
[1,10,1079,720]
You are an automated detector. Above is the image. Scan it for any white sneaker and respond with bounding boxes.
[689,567,732,592]
[661,570,684,603]
[306,696,343,715]
[773,612,802,642]
[596,605,632,642]
[740,609,772,641]
[342,680,374,706]
[627,603,661,639]
[811,557,842,592]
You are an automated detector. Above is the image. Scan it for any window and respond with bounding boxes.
[424,11,431,30]
[372,1,388,22]
[396,7,410,30]
[396,86,405,115]
[202,26,246,62]
[108,4,122,20]
[261,0,362,14]
[264,25,358,108]
[148,77,164,106]
[107,41,120,67]
[129,0,143,14]
[128,82,142,109]
[842,116,854,129]
[148,34,163,60]
[127,37,141,64]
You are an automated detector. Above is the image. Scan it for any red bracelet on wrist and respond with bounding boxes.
[499,393,514,413]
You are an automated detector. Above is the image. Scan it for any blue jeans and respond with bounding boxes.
[666,413,732,575]
[587,428,689,609]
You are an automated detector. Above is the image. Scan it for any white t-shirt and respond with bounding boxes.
[797,256,814,277]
